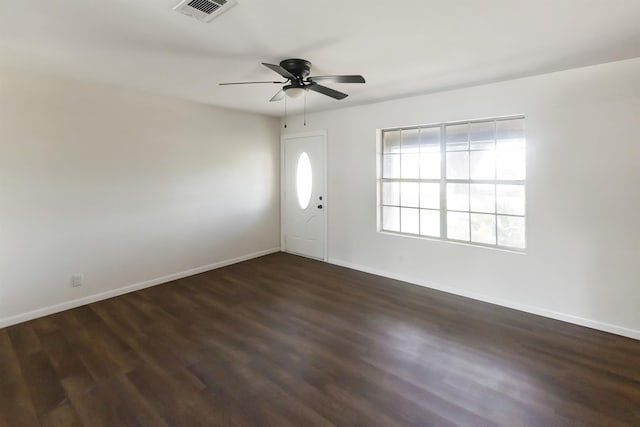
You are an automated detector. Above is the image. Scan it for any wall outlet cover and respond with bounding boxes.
[71,274,84,288]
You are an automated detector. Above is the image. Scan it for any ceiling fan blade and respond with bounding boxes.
[308,75,366,84]
[308,83,348,100]
[219,81,284,85]
[262,63,296,80]
[269,89,285,102]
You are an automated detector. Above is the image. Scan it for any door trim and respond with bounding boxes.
[281,130,328,261]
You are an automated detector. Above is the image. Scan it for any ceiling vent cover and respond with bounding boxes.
[173,0,237,23]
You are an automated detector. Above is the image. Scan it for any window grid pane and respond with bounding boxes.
[380,117,525,250]
[420,209,440,237]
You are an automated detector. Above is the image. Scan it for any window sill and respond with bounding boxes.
[378,229,527,255]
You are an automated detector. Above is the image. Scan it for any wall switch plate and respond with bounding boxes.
[71,274,83,288]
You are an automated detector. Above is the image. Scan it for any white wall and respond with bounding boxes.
[283,58,640,339]
[0,68,281,325]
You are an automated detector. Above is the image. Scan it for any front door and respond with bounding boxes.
[283,132,326,260]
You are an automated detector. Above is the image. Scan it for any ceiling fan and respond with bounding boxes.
[219,58,366,102]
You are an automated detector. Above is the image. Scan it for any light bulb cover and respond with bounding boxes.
[285,87,306,98]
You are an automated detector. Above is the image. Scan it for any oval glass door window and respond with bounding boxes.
[296,152,313,209]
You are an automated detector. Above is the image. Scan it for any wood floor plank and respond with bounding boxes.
[126,364,218,427]
[39,403,81,427]
[52,311,125,381]
[36,330,96,398]
[1,252,640,426]
[63,383,119,427]
[0,381,40,427]
[0,330,22,386]
[13,351,68,417]
[29,317,59,340]
[7,323,42,358]
[125,334,207,392]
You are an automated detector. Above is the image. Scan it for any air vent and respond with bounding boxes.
[173,0,237,23]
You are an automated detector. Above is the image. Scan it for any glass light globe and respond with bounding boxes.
[285,87,306,98]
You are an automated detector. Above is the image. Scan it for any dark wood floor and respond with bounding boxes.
[1,252,639,426]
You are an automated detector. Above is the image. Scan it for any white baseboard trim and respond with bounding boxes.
[0,247,281,329]
[328,257,640,341]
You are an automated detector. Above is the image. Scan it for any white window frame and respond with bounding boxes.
[378,115,526,251]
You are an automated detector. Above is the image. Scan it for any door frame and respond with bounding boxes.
[281,130,328,261]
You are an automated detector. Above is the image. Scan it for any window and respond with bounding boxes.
[379,116,526,250]
[296,152,313,209]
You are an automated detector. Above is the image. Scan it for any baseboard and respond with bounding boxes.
[0,247,281,329]
[328,258,640,341]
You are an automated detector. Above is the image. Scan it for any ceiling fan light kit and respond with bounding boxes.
[284,87,307,98]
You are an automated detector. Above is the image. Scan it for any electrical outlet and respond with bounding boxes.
[71,274,83,288]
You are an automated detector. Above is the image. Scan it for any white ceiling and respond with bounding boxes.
[1,0,639,116]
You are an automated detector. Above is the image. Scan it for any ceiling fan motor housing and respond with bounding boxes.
[280,58,311,86]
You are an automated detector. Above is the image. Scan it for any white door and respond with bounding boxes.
[283,133,326,260]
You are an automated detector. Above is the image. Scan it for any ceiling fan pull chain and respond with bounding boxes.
[284,94,287,128]
[304,92,307,126]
